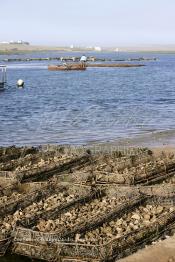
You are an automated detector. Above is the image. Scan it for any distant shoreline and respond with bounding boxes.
[1,44,175,54]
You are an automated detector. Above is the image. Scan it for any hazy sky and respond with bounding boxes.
[1,0,175,46]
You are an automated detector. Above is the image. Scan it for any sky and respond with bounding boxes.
[1,0,175,46]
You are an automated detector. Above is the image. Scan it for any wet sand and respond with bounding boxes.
[118,234,175,262]
[89,130,175,152]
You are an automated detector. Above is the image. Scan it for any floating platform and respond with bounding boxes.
[2,56,157,63]
[48,64,86,71]
[87,63,145,68]
[48,63,145,71]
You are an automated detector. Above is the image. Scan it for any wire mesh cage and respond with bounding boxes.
[12,196,175,262]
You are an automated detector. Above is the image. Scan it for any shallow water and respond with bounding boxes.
[0,51,175,147]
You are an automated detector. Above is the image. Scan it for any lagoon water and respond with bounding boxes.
[0,51,175,148]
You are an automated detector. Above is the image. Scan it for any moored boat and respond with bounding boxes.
[48,64,86,71]
[48,63,145,71]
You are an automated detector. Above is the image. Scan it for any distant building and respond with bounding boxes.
[0,41,10,44]
[70,44,74,49]
[115,48,119,52]
[94,46,102,51]
[9,40,30,45]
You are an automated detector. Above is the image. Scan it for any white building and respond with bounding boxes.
[0,41,10,44]
[9,40,30,45]
[94,46,102,52]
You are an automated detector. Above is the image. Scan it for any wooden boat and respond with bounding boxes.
[48,63,145,71]
[48,64,86,71]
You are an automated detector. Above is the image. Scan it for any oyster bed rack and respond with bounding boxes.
[13,192,175,261]
[0,182,59,218]
[95,161,175,186]
[18,187,102,228]
[1,146,175,261]
[54,157,175,187]
[12,201,175,262]
[20,155,92,183]
[0,146,38,164]
[0,185,100,254]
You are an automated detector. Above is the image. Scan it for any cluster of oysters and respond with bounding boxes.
[75,205,174,245]
[36,196,124,233]
[0,192,22,205]
[0,191,77,238]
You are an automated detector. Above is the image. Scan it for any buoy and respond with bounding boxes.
[17,79,24,87]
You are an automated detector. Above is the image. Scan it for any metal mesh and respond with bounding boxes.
[12,197,175,261]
